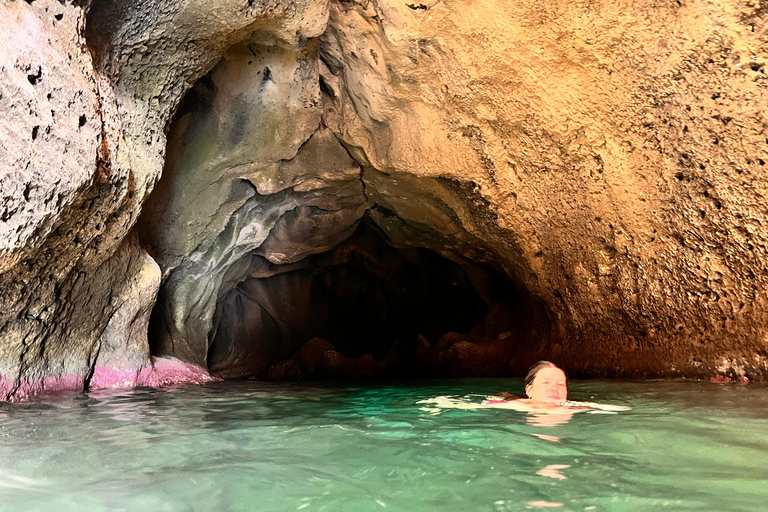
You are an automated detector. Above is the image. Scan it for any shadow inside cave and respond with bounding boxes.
[201,219,544,381]
[138,30,552,382]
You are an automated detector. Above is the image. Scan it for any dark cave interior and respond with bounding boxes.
[200,220,544,381]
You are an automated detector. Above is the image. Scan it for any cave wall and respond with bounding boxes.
[0,0,149,399]
[317,0,768,379]
[137,38,368,368]
[0,0,328,399]
[1,0,767,399]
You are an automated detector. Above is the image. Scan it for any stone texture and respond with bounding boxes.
[2,0,768,399]
[0,0,150,400]
[149,0,768,380]
[0,0,328,399]
[90,356,220,390]
[315,0,768,379]
[136,37,367,367]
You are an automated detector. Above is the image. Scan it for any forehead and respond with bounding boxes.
[534,367,566,382]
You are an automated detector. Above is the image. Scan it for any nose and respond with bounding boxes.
[547,384,563,397]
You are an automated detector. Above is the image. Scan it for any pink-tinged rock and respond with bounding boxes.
[42,374,84,392]
[89,357,220,390]
[89,367,141,389]
[0,373,85,401]
[0,359,218,400]
[710,374,749,384]
[0,375,16,401]
[137,357,221,387]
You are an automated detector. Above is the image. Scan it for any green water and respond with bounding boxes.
[0,379,766,511]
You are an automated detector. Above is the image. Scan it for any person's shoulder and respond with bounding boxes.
[564,400,631,412]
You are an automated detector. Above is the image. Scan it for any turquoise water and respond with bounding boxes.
[0,379,766,511]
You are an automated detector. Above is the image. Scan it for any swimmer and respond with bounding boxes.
[417,361,628,426]
[486,361,583,427]
[490,361,571,408]
[484,361,628,427]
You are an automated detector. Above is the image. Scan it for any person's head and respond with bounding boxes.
[524,361,567,403]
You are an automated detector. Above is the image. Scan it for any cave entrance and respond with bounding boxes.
[206,218,533,381]
[139,32,552,381]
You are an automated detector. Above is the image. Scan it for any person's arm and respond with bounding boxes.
[488,391,522,401]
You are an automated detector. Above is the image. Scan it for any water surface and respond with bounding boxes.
[1,379,766,511]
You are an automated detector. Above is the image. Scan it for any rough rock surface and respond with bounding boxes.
[1,0,768,399]
[0,0,327,400]
[0,0,151,400]
[137,39,366,368]
[316,0,768,379]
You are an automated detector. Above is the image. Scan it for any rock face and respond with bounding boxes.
[0,0,148,399]
[0,0,328,399]
[315,0,768,380]
[1,0,767,398]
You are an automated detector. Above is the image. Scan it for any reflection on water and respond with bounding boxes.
[0,379,766,511]
[536,464,570,480]
[526,411,574,428]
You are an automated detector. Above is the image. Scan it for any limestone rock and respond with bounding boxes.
[0,0,328,399]
[0,0,146,400]
[2,0,768,399]
[316,0,768,379]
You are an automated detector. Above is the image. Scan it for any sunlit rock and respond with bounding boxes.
[1,0,768,400]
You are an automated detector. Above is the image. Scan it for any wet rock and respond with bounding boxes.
[90,356,218,390]
[267,337,390,380]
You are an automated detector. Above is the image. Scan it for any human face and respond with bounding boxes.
[526,367,567,403]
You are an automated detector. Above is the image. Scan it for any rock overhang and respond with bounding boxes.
[0,0,767,401]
